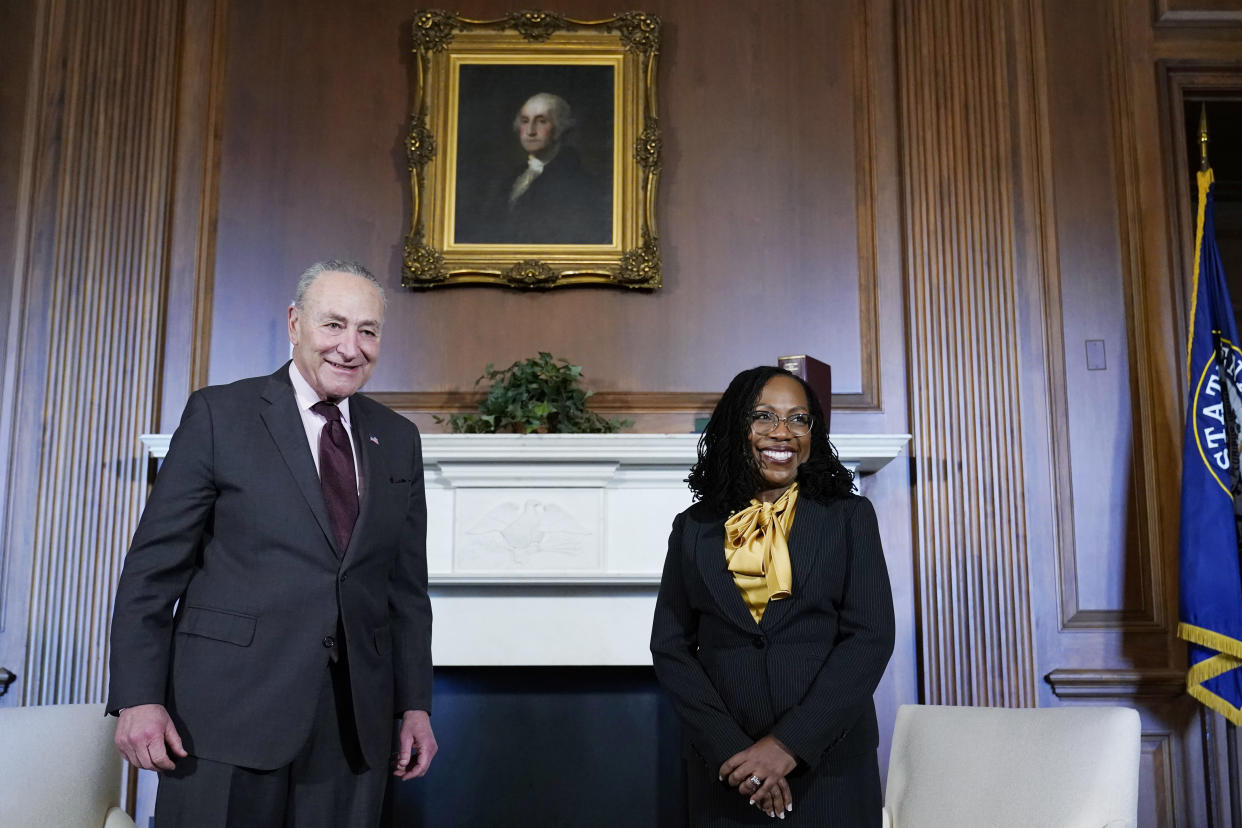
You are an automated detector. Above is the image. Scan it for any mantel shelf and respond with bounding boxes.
[140,431,911,474]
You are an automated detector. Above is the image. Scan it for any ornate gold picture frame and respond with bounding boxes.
[403,10,662,290]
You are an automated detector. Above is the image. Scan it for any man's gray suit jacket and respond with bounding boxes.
[107,363,432,771]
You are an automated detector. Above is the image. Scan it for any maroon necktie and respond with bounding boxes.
[312,401,359,551]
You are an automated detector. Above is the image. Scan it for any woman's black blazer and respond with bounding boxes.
[650,493,895,775]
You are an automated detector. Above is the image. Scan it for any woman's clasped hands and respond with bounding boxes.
[719,735,797,819]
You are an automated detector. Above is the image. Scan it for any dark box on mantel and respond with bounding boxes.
[777,354,831,434]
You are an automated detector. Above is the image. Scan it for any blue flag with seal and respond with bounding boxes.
[1179,167,1242,725]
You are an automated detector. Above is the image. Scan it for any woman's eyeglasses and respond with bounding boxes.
[749,411,813,437]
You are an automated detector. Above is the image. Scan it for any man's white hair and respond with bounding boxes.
[293,259,386,311]
[512,93,576,137]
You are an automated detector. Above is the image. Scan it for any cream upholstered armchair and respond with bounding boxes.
[0,702,135,828]
[882,704,1141,828]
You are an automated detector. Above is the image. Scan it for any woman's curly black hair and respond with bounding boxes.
[687,366,854,514]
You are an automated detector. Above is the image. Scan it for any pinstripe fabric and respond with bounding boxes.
[651,495,894,826]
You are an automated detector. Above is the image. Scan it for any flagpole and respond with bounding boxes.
[1203,705,1221,828]
[1229,723,1241,827]
[1197,102,1242,828]
[1201,103,1210,174]
[1196,104,1223,828]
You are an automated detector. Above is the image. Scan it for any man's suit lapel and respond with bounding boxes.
[760,495,827,630]
[342,398,385,565]
[695,516,761,631]
[259,368,337,553]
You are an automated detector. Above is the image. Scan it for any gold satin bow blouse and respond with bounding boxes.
[723,483,798,622]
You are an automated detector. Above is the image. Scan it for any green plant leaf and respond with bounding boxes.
[445,352,628,434]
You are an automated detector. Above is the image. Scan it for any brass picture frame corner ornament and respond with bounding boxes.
[403,10,662,290]
[401,235,447,287]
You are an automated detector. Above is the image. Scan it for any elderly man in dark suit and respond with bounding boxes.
[107,260,436,827]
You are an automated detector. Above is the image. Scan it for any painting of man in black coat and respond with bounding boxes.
[453,67,614,246]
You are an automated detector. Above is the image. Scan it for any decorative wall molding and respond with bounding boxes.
[1155,1,1242,27]
[160,0,230,426]
[1023,0,1081,637]
[897,0,1039,707]
[1141,732,1178,828]
[849,0,884,410]
[1044,668,1186,700]
[370,391,720,414]
[15,0,182,705]
[1055,0,1163,632]
[369,388,884,422]
[1003,0,1167,637]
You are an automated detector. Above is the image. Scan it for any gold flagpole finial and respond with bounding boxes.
[1200,103,1210,172]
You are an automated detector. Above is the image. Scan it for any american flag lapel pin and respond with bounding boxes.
[369,435,379,446]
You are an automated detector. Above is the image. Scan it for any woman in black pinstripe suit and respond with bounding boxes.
[651,366,894,825]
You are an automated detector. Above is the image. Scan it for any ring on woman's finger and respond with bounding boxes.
[748,774,763,788]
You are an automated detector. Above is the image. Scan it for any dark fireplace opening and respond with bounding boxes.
[383,666,686,827]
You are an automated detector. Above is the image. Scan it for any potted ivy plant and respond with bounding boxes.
[438,352,631,434]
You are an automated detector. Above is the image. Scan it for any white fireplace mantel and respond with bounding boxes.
[139,431,909,665]
[139,431,910,472]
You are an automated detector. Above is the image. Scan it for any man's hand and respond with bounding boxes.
[393,709,437,780]
[114,704,187,771]
[719,735,798,817]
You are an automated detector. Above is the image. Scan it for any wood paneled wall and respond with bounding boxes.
[0,0,40,687]
[203,0,890,430]
[0,0,914,702]
[1,0,182,704]
[891,0,1240,824]
[897,0,1038,707]
[5,0,1242,824]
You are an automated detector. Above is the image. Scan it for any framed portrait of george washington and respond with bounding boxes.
[403,10,662,290]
